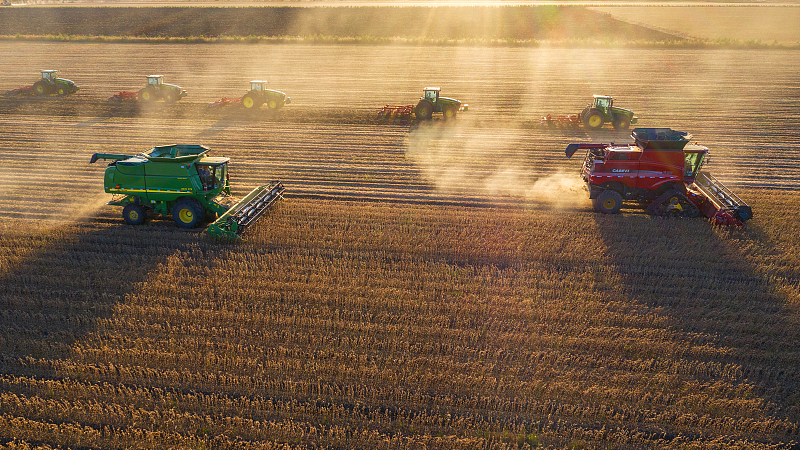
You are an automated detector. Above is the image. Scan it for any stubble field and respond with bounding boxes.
[1,41,799,448]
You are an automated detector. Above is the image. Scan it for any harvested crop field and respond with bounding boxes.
[1,40,800,449]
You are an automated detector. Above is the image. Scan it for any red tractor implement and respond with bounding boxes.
[540,113,580,127]
[5,85,34,96]
[108,91,138,102]
[207,97,242,107]
[378,105,414,124]
[565,128,752,226]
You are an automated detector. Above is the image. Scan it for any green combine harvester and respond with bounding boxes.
[90,144,284,241]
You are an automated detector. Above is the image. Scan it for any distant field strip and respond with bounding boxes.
[594,6,800,43]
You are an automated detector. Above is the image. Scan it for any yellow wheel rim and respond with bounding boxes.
[178,208,194,223]
[141,92,150,101]
[128,210,139,221]
[445,110,454,118]
[58,88,65,95]
[243,97,254,108]
[269,100,277,109]
[35,85,44,94]
[589,115,602,127]
[603,198,616,209]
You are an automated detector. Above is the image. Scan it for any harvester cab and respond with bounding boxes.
[241,80,291,110]
[138,75,187,103]
[32,69,79,96]
[414,87,467,120]
[90,144,285,241]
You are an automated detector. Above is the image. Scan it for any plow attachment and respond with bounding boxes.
[108,91,138,102]
[378,105,414,124]
[207,181,285,241]
[688,171,753,226]
[207,97,242,107]
[5,85,34,96]
[541,114,580,127]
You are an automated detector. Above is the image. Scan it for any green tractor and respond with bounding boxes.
[414,87,467,120]
[90,144,284,241]
[579,95,637,130]
[32,70,79,96]
[138,75,187,103]
[241,81,291,110]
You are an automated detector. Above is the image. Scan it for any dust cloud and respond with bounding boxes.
[406,119,585,209]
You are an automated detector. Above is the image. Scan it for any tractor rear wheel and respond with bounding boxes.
[583,109,604,129]
[123,203,146,225]
[594,189,623,214]
[172,198,204,228]
[415,101,433,120]
[613,116,631,131]
[33,81,50,96]
[242,93,260,109]
[138,87,157,102]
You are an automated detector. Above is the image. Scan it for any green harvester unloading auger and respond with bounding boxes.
[90,144,284,241]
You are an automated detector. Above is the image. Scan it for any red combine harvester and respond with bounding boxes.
[565,128,752,226]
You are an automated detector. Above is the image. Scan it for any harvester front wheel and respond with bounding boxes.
[415,101,433,120]
[594,190,623,214]
[613,116,631,131]
[583,109,604,129]
[123,203,146,225]
[172,198,204,228]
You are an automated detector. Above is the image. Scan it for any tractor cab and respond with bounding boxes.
[593,95,613,112]
[250,81,268,92]
[41,70,57,82]
[423,88,440,103]
[147,75,164,86]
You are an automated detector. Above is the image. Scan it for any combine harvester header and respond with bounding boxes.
[90,144,284,241]
[565,128,752,226]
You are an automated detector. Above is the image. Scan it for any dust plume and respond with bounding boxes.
[406,119,585,209]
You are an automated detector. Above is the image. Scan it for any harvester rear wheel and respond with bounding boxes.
[172,198,204,228]
[33,81,49,96]
[584,109,604,129]
[594,189,623,214]
[613,116,631,131]
[415,101,433,120]
[123,203,146,225]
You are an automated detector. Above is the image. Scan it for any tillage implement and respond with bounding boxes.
[565,128,752,226]
[90,144,285,240]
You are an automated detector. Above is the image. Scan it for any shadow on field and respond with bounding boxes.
[0,215,205,382]
[593,211,799,444]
